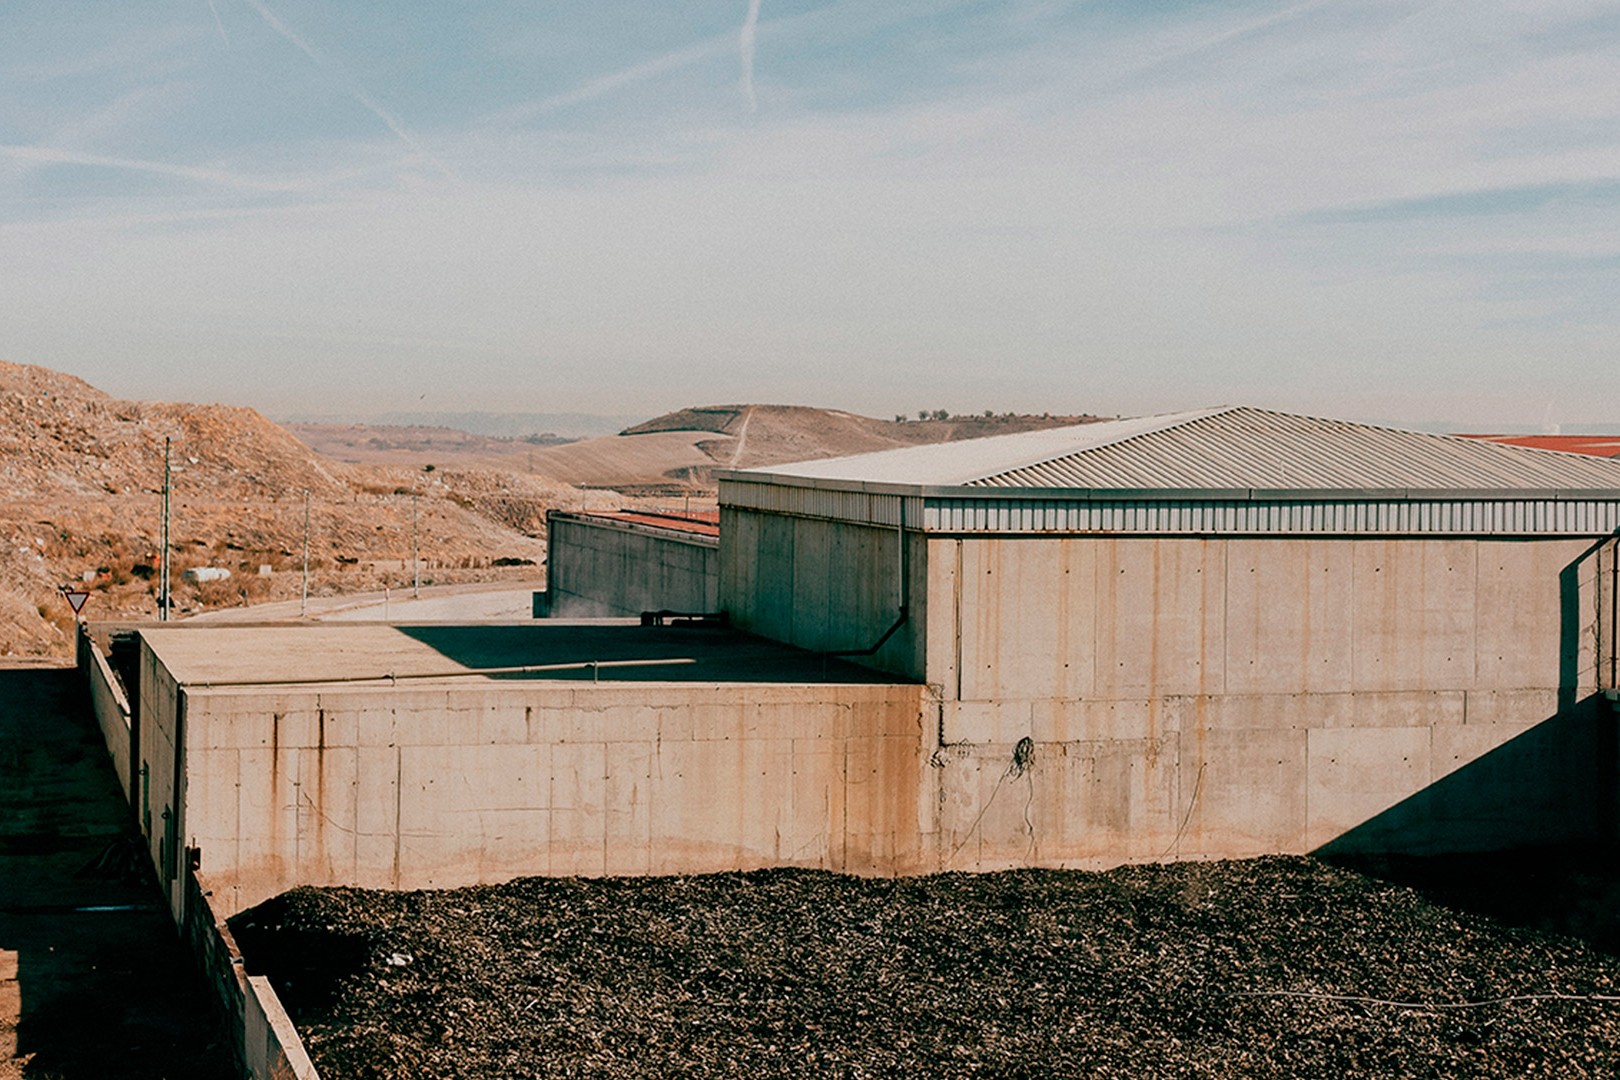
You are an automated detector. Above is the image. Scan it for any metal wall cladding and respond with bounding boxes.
[921,497,1620,536]
[722,479,1620,536]
[719,479,924,529]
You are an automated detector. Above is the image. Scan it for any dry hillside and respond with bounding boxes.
[285,423,574,471]
[0,361,612,658]
[0,363,1104,654]
[532,404,1105,494]
[282,405,1103,497]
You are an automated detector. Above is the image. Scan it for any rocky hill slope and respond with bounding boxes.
[532,404,1105,493]
[279,404,1105,497]
[0,362,1106,654]
[0,362,606,658]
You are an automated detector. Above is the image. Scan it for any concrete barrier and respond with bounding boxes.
[79,624,133,800]
[184,870,320,1080]
[245,977,319,1080]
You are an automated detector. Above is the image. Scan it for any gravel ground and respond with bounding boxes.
[230,856,1620,1078]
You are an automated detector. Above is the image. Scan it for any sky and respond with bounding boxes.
[2,1,1617,428]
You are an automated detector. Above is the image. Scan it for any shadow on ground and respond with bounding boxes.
[1323,845,1620,957]
[0,667,231,1079]
[398,622,903,683]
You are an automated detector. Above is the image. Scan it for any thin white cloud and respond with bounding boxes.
[490,1,977,128]
[206,0,230,46]
[7,0,1619,428]
[0,142,314,193]
[238,0,455,180]
[496,35,736,125]
[1162,0,1337,66]
[740,0,762,113]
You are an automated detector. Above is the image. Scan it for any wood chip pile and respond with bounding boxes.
[230,856,1620,1078]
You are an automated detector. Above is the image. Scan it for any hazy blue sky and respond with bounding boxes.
[2,1,1616,427]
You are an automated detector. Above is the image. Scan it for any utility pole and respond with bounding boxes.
[301,490,310,618]
[412,493,421,598]
[160,437,171,621]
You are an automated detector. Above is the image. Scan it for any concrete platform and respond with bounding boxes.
[136,621,905,688]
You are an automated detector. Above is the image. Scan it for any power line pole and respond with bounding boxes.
[412,493,421,598]
[160,437,171,621]
[301,490,310,618]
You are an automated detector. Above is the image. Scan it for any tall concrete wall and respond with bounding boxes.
[720,508,928,680]
[929,535,1616,866]
[546,516,718,618]
[164,679,929,918]
[137,637,187,917]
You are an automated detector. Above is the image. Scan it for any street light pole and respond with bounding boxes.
[301,489,310,618]
[412,493,420,598]
[160,437,171,621]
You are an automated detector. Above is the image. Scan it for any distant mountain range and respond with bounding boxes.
[276,411,649,439]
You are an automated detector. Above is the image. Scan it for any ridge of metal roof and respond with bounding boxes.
[719,407,1234,487]
[717,407,1620,495]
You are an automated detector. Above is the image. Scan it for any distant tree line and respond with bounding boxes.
[894,409,1052,423]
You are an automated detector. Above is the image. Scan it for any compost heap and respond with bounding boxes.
[231,856,1620,1078]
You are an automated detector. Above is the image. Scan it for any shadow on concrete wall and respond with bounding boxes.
[1318,537,1616,857]
[1314,695,1616,858]
[1319,538,1620,956]
[1313,697,1620,957]
[396,623,903,684]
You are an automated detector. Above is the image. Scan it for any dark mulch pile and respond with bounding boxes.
[230,856,1620,1078]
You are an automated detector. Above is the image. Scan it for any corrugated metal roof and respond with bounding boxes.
[1461,434,1620,458]
[725,407,1620,494]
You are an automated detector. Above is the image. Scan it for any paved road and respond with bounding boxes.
[0,665,230,1079]
[189,579,542,623]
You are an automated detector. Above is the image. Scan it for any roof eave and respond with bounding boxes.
[717,471,1620,503]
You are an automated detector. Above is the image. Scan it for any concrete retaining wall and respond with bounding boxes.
[158,678,929,918]
[183,870,319,1080]
[927,535,1616,865]
[116,529,1616,934]
[546,514,718,617]
[138,637,189,917]
[79,626,133,802]
[721,508,927,680]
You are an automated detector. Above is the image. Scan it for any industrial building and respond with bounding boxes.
[89,407,1620,932]
[717,406,1620,862]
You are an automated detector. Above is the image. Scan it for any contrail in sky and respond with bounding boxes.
[240,0,455,179]
[507,36,729,121]
[740,0,761,112]
[205,0,230,45]
[0,143,312,193]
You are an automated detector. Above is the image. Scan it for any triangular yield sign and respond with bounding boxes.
[63,590,89,614]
